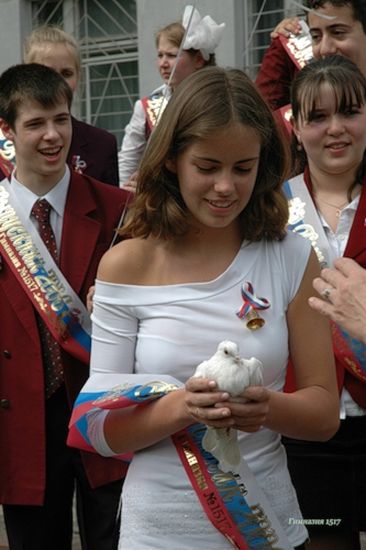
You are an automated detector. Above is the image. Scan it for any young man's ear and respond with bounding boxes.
[0,119,14,141]
[165,158,177,173]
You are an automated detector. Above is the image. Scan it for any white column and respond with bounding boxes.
[0,0,32,71]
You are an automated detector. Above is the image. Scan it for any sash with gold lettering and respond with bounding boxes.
[69,373,293,550]
[141,85,170,137]
[284,174,366,384]
[0,176,91,363]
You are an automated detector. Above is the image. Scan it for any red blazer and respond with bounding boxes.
[68,117,119,187]
[255,37,298,111]
[0,172,130,505]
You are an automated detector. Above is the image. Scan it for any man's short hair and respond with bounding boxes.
[306,1,366,33]
[0,63,73,128]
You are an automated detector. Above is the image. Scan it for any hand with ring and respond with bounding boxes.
[321,287,332,301]
[309,258,366,344]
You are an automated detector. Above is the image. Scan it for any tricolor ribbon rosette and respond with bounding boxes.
[236,281,270,330]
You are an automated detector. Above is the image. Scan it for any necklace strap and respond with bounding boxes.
[314,194,349,210]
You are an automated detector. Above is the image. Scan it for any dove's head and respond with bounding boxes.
[217,340,240,363]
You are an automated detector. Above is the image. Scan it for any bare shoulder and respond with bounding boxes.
[97,238,152,284]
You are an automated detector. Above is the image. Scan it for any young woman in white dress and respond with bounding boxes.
[70,67,339,550]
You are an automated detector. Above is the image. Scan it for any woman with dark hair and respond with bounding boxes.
[69,66,338,550]
[285,54,366,550]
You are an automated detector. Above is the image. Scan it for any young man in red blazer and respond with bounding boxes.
[0,63,130,550]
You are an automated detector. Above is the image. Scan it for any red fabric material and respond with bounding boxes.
[67,117,119,187]
[255,37,298,111]
[31,199,64,398]
[344,371,366,408]
[0,173,130,504]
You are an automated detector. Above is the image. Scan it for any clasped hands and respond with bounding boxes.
[184,376,269,433]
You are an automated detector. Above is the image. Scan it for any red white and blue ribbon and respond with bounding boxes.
[68,373,293,549]
[236,281,270,320]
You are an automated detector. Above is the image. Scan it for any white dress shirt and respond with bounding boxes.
[11,166,70,251]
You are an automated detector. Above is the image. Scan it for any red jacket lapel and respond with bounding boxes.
[344,180,366,268]
[59,172,101,295]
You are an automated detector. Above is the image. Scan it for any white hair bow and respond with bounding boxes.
[182,5,225,60]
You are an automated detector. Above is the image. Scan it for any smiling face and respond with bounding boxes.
[167,123,261,235]
[157,34,204,90]
[308,3,366,77]
[293,81,366,178]
[1,98,72,191]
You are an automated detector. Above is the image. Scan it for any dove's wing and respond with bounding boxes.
[193,359,210,378]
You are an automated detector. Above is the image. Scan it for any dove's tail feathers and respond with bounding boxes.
[221,430,241,467]
[202,427,242,474]
[202,427,221,454]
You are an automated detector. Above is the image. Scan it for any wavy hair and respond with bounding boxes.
[121,67,290,242]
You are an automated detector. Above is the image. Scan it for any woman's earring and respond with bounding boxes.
[296,140,303,152]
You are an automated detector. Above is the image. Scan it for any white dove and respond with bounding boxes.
[193,340,263,473]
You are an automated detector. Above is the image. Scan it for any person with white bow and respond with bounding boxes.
[118,5,225,191]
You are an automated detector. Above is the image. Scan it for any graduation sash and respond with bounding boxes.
[284,174,366,384]
[0,128,15,178]
[0,177,91,363]
[68,373,293,550]
[141,86,170,137]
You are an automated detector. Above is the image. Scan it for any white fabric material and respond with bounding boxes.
[182,5,225,61]
[317,194,366,417]
[86,409,112,456]
[87,233,311,549]
[11,167,70,249]
[118,84,171,186]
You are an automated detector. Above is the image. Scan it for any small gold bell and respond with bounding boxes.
[245,309,265,331]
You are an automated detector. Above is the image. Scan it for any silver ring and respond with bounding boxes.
[321,287,332,301]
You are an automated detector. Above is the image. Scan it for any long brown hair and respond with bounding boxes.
[121,67,290,241]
